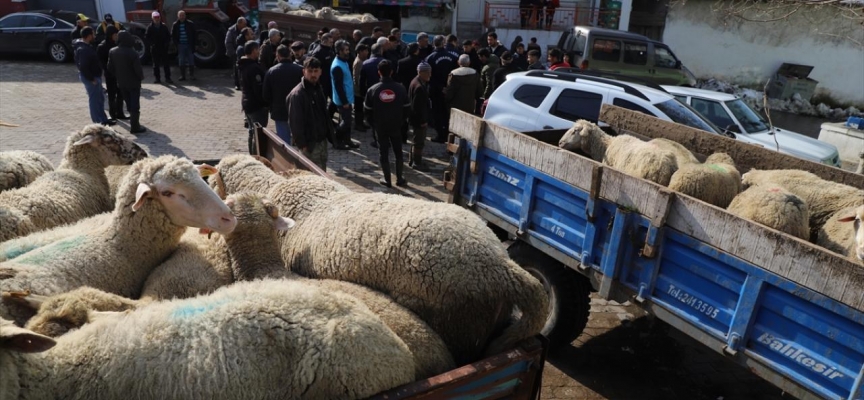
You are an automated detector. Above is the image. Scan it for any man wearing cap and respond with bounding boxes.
[72,14,90,41]
[364,60,410,188]
[290,41,307,66]
[263,45,303,145]
[75,27,114,126]
[172,11,197,81]
[96,14,123,44]
[330,39,358,150]
[259,29,282,71]
[97,25,126,121]
[493,51,521,92]
[408,62,432,171]
[145,11,173,84]
[238,41,269,154]
[225,17,247,90]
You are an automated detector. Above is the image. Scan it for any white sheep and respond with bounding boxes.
[727,185,810,240]
[0,125,147,242]
[741,169,864,237]
[0,150,54,192]
[668,153,741,208]
[559,120,679,186]
[105,164,132,204]
[817,205,864,263]
[212,155,550,365]
[286,9,314,17]
[0,279,415,399]
[0,155,236,325]
[0,212,110,262]
[651,138,699,166]
[359,13,378,22]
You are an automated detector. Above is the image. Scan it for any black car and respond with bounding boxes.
[0,10,86,63]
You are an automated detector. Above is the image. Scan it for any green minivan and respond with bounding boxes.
[557,26,697,86]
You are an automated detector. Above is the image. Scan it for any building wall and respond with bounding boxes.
[664,0,864,106]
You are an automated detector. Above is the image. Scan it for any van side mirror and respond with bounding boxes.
[675,60,682,69]
[725,124,741,134]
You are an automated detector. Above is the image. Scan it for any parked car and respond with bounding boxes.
[484,70,720,134]
[556,26,697,87]
[0,10,85,63]
[663,86,842,167]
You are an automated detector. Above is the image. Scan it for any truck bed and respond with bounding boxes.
[445,107,864,400]
[258,10,392,44]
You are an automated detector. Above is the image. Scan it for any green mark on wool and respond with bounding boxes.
[707,164,727,173]
[16,236,86,266]
[171,298,232,319]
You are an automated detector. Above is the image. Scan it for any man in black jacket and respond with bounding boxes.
[75,27,114,126]
[71,13,90,41]
[172,11,197,81]
[259,29,281,71]
[108,31,146,133]
[263,45,303,145]
[364,60,411,188]
[145,11,173,84]
[287,57,333,170]
[309,33,334,109]
[424,35,457,143]
[97,26,126,121]
[408,62,431,171]
[238,41,268,154]
[396,43,421,90]
[493,51,522,91]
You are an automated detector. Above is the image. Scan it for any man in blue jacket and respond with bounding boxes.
[74,27,114,126]
[330,39,358,150]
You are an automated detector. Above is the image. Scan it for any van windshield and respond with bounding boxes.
[654,99,720,133]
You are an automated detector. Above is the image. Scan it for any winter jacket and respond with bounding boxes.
[145,22,171,52]
[493,63,522,91]
[309,44,334,96]
[74,40,101,82]
[486,44,506,58]
[512,52,529,71]
[172,19,197,46]
[238,57,268,113]
[464,49,483,74]
[96,36,117,78]
[330,56,353,106]
[481,55,500,99]
[352,56,365,95]
[108,32,143,90]
[444,67,481,114]
[263,60,303,121]
[364,77,410,134]
[287,78,334,149]
[225,24,240,57]
[396,54,421,90]
[259,41,279,71]
[408,75,430,127]
[549,61,571,71]
[360,55,384,94]
[424,48,458,94]
[528,60,546,70]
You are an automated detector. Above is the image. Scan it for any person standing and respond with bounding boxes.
[493,51,521,91]
[259,29,281,71]
[512,43,529,70]
[330,39,358,150]
[360,43,385,147]
[391,27,407,58]
[287,57,333,170]
[172,11,197,81]
[75,27,114,126]
[352,43,369,133]
[364,60,410,188]
[71,14,90,41]
[238,41,268,155]
[485,32,506,58]
[97,26,126,121]
[527,49,545,70]
[95,13,123,44]
[309,33,335,112]
[396,43,421,91]
[290,41,307,66]
[445,34,461,55]
[258,21,279,43]
[544,0,559,29]
[444,54,481,115]
[527,37,542,54]
[225,17,247,90]
[478,48,500,102]
[145,11,172,84]
[548,48,570,70]
[108,31,146,134]
[408,62,432,171]
[424,35,457,143]
[462,40,483,73]
[415,32,432,59]
[263,45,303,145]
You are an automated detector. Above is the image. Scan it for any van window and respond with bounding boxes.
[654,45,680,69]
[575,33,587,56]
[691,98,736,129]
[514,84,551,108]
[623,42,647,65]
[612,98,652,115]
[673,95,687,103]
[592,39,621,62]
[550,89,603,121]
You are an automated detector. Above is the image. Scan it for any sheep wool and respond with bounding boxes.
[0,125,147,242]
[668,153,741,208]
[0,150,54,192]
[0,279,415,400]
[817,205,864,263]
[0,212,110,262]
[651,138,699,166]
[727,185,810,240]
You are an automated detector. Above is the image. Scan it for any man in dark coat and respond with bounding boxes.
[238,41,269,154]
[424,35,457,143]
[75,27,113,126]
[364,60,411,188]
[259,29,281,71]
[145,11,172,84]
[360,43,386,148]
[527,49,545,70]
[485,32,507,58]
[97,26,126,121]
[512,43,529,70]
[462,40,483,73]
[415,32,432,60]
[408,62,432,171]
[309,33,335,107]
[95,13,123,44]
[263,45,303,145]
[287,57,334,170]
[172,10,197,81]
[396,43,421,90]
[493,51,522,92]
[108,31,146,133]
[225,17,247,90]
[444,54,481,115]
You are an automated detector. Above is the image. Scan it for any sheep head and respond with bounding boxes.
[705,153,735,166]
[559,120,604,153]
[0,317,55,353]
[67,124,148,167]
[837,205,864,262]
[224,192,295,239]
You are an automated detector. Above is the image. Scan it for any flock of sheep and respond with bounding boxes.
[0,125,550,399]
[558,120,864,264]
[273,0,379,24]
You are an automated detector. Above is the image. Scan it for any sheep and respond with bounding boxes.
[0,125,147,242]
[668,153,741,208]
[0,155,237,325]
[336,15,361,23]
[817,205,864,263]
[651,138,699,166]
[360,13,378,22]
[0,279,415,399]
[0,212,110,262]
[741,168,864,238]
[286,9,314,17]
[315,6,337,20]
[559,120,678,186]
[0,150,54,192]
[727,185,810,240]
[105,164,132,204]
[212,155,550,365]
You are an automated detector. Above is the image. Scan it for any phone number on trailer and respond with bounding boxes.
[667,284,720,319]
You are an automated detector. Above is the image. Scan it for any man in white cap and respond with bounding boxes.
[145,11,173,84]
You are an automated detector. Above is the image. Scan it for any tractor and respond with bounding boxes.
[125,0,249,67]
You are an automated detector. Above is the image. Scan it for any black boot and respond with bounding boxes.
[395,162,407,187]
[130,112,147,134]
[379,162,392,188]
[108,99,119,120]
[190,66,196,81]
[179,67,187,81]
[115,98,129,120]
[411,147,429,171]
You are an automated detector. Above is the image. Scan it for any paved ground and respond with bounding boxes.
[0,59,796,399]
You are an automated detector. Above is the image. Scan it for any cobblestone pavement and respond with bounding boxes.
[0,59,791,399]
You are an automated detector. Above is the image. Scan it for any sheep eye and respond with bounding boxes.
[161,191,173,197]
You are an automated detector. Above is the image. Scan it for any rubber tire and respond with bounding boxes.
[131,31,151,65]
[509,243,592,349]
[46,41,69,63]
[193,21,226,68]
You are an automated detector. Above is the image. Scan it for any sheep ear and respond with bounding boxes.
[132,183,153,212]
[1,290,48,310]
[72,134,97,147]
[196,164,218,177]
[0,326,56,353]
[274,216,296,231]
[837,215,857,223]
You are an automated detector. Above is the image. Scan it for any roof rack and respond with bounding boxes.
[524,70,656,101]
[554,68,669,92]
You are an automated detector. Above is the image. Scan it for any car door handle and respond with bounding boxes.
[543,125,553,129]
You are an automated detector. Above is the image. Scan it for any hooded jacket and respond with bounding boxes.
[480,55,500,99]
[74,39,101,82]
[238,57,268,113]
[96,33,117,78]
[108,31,144,90]
[444,67,481,114]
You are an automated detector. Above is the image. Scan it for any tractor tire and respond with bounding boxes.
[509,243,592,349]
[194,21,226,68]
[131,31,151,65]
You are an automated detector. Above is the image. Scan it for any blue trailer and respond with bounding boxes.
[443,106,864,400]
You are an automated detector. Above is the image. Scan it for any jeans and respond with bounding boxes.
[245,109,269,154]
[274,120,291,146]
[120,88,141,113]
[336,105,353,144]
[80,74,108,124]
[177,43,195,67]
